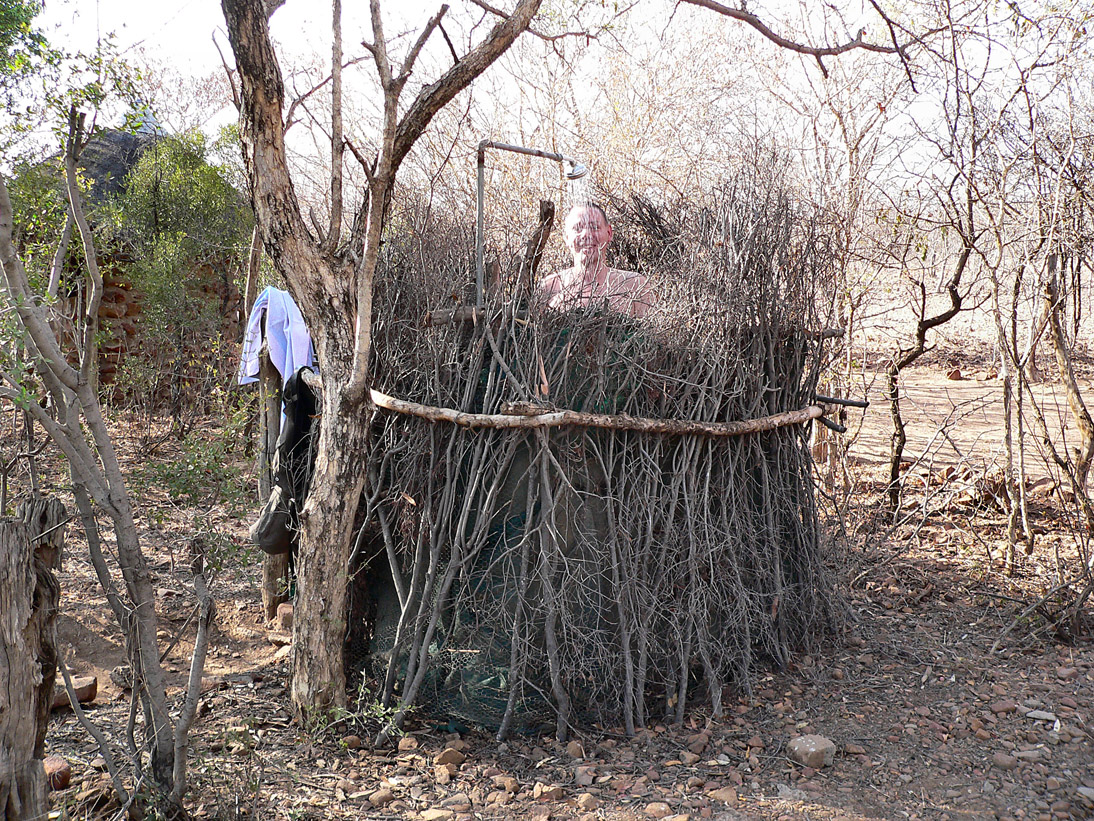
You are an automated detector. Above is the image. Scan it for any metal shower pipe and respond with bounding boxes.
[475,140,588,308]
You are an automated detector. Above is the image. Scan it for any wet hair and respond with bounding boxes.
[566,201,610,227]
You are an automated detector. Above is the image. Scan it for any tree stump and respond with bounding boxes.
[16,494,67,571]
[0,517,59,820]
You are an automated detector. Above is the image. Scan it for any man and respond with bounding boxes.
[538,202,652,318]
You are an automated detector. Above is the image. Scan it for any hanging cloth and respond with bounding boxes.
[238,285,314,387]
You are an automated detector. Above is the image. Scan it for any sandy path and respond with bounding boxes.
[844,366,1086,473]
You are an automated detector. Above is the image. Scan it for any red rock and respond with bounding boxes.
[644,802,672,818]
[992,752,1018,770]
[686,733,709,755]
[44,755,71,790]
[369,788,395,807]
[706,787,738,804]
[434,748,466,766]
[398,735,419,751]
[52,676,97,709]
[533,782,565,801]
[787,735,836,769]
[574,766,596,787]
[990,700,1018,715]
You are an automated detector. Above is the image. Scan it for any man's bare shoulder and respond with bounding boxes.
[538,269,568,294]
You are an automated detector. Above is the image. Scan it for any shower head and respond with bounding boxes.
[565,160,588,180]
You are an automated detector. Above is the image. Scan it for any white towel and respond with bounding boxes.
[237,286,314,387]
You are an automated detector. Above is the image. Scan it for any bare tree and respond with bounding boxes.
[0,108,214,806]
[219,0,543,713]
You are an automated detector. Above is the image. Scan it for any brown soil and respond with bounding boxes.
[29,363,1094,821]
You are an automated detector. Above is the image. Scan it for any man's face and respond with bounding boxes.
[564,206,612,268]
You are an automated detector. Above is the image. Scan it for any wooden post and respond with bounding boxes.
[0,517,58,821]
[259,352,290,621]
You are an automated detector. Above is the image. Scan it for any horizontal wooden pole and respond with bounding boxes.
[301,369,832,437]
[373,391,833,437]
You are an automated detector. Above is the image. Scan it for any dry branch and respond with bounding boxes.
[299,371,836,436]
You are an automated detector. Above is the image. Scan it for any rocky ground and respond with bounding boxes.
[31,366,1094,820]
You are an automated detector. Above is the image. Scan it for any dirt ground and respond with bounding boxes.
[32,357,1094,821]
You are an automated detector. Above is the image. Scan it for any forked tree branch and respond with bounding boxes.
[680,0,901,77]
[390,0,542,170]
[466,0,610,43]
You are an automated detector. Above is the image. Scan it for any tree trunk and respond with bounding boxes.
[290,386,372,710]
[1045,275,1094,491]
[0,518,57,821]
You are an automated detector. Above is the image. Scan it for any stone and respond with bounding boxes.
[679,751,700,766]
[369,788,395,807]
[434,748,466,767]
[52,675,97,709]
[492,775,519,793]
[533,782,564,801]
[420,810,453,821]
[1057,667,1080,680]
[991,700,1018,715]
[442,792,471,809]
[645,801,673,818]
[434,763,456,784]
[398,735,419,751]
[1025,710,1057,722]
[686,734,709,755]
[786,735,836,769]
[565,740,585,759]
[577,792,599,810]
[342,734,362,750]
[844,744,866,756]
[574,765,597,787]
[530,746,550,763]
[992,752,1018,771]
[276,602,293,630]
[706,787,738,805]
[746,735,764,749]
[43,755,71,790]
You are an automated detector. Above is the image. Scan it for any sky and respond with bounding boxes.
[37,0,468,79]
[39,0,230,77]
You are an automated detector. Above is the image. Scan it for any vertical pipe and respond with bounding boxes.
[476,141,487,308]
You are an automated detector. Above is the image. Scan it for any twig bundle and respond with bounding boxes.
[352,175,842,740]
